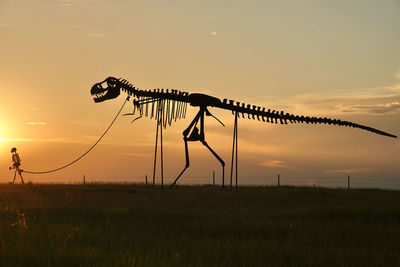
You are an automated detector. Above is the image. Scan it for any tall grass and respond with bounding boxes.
[0,184,399,266]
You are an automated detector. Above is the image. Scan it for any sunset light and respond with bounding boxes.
[1,1,400,265]
[0,0,398,186]
[0,121,7,142]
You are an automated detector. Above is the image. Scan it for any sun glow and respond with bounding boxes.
[0,124,4,141]
[0,120,13,142]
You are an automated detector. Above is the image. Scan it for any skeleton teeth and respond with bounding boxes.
[94,91,107,99]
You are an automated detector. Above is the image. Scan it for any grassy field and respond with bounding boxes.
[0,184,399,266]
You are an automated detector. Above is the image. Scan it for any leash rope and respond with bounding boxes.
[23,97,129,174]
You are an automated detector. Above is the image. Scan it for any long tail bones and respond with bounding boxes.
[91,77,398,185]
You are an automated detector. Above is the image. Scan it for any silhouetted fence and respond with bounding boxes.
[5,175,400,190]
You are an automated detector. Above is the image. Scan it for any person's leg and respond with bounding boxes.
[12,169,17,184]
[18,169,25,184]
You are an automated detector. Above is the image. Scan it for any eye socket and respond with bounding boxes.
[107,80,118,88]
[100,81,109,89]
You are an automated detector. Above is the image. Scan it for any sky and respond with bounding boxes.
[0,0,399,188]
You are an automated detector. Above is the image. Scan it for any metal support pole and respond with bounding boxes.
[83,175,85,185]
[230,118,236,189]
[235,112,238,189]
[160,101,164,188]
[153,102,160,186]
[145,175,148,185]
[230,111,239,189]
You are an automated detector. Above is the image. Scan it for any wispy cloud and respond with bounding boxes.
[286,86,400,116]
[295,70,400,116]
[0,22,20,29]
[116,152,150,157]
[396,69,400,80]
[89,31,105,38]
[325,168,372,174]
[0,138,37,142]
[250,69,400,116]
[341,101,400,114]
[25,122,47,125]
[258,160,290,168]
[0,137,85,143]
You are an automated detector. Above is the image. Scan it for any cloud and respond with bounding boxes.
[61,0,76,6]
[0,138,37,142]
[258,160,290,168]
[116,152,150,157]
[396,69,400,80]
[287,84,400,116]
[25,122,47,125]
[0,137,88,143]
[250,88,400,117]
[325,168,372,174]
[0,22,20,29]
[341,101,400,114]
[250,69,400,117]
[89,32,105,38]
[298,69,400,115]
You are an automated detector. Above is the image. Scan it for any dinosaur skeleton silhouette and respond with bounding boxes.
[91,77,397,186]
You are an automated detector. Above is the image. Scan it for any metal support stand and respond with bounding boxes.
[230,111,239,189]
[152,101,165,188]
[160,102,164,188]
[152,106,159,186]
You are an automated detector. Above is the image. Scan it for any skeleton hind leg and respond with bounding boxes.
[171,137,190,187]
[171,109,204,187]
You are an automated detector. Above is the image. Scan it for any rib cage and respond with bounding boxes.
[118,78,188,128]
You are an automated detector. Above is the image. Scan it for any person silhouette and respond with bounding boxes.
[9,147,25,184]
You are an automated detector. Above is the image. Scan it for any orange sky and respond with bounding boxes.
[1,1,399,187]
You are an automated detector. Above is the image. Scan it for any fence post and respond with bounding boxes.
[145,175,148,185]
[83,175,85,185]
[213,171,215,186]
[278,174,280,187]
[348,175,350,189]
